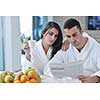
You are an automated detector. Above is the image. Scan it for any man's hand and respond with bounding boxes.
[78,75,100,83]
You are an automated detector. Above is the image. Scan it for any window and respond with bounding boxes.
[88,16,100,30]
[20,16,32,42]
[0,16,21,72]
[32,16,47,41]
[0,17,4,71]
[20,16,48,41]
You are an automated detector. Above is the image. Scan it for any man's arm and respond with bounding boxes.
[79,75,100,83]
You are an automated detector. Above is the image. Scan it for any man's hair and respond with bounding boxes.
[64,18,81,30]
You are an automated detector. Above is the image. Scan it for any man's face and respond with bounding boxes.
[64,26,83,48]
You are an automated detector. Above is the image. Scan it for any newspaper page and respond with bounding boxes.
[50,61,84,79]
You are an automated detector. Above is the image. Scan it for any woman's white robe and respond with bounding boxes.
[31,39,52,75]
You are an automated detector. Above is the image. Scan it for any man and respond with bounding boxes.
[44,18,100,83]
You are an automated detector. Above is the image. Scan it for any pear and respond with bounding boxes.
[12,73,16,78]
[7,71,14,76]
[0,77,4,83]
[4,75,14,83]
[1,71,7,78]
[0,74,4,83]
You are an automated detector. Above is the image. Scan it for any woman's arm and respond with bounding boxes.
[62,39,69,51]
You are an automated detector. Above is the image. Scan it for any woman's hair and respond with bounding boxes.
[41,21,63,59]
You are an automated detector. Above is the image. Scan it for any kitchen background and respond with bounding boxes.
[0,16,100,72]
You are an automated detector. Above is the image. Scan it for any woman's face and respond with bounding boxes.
[23,42,30,54]
[43,28,59,46]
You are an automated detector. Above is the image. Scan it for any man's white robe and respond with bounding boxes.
[44,33,100,80]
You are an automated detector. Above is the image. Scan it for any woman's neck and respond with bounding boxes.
[25,54,31,61]
[42,40,50,54]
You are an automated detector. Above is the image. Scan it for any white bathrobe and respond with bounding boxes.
[31,39,52,75]
[44,32,100,80]
[21,55,34,71]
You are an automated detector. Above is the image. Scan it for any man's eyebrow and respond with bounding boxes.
[66,35,71,38]
[72,32,77,36]
[66,32,77,38]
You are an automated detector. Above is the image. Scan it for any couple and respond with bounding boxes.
[43,18,100,83]
[22,18,100,83]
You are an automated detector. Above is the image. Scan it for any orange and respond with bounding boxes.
[18,72,24,76]
[26,76,30,81]
[30,78,38,83]
[20,75,28,83]
[14,80,22,83]
[28,70,37,78]
[14,75,20,81]
[33,74,41,82]
[25,81,32,83]
[14,72,24,81]
[35,76,41,83]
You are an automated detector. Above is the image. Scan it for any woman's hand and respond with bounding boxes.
[62,39,69,51]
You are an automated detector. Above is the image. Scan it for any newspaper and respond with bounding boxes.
[50,61,84,79]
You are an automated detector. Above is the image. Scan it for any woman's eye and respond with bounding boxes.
[55,35,58,38]
[48,32,53,36]
[47,32,58,38]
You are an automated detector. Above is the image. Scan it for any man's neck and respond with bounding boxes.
[77,37,88,52]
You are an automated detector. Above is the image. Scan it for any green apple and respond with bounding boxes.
[25,67,35,75]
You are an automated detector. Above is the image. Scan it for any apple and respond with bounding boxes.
[25,67,35,75]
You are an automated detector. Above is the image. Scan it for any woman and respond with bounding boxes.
[21,41,39,73]
[31,21,64,75]
[21,41,32,70]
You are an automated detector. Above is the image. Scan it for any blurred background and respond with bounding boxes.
[0,16,100,72]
